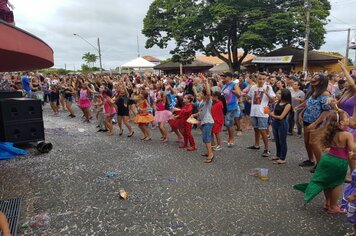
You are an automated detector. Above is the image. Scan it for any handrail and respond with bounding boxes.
[0,19,53,53]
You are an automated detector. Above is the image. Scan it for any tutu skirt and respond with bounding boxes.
[154,110,172,124]
[132,113,154,124]
[79,98,91,109]
[294,153,348,203]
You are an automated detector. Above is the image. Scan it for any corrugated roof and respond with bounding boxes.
[154,60,214,70]
[264,47,343,63]
[196,53,255,65]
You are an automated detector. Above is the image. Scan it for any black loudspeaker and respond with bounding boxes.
[0,91,23,99]
[0,98,44,143]
[0,120,44,143]
[0,98,42,124]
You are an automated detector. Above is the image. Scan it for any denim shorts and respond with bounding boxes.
[202,123,213,143]
[225,109,238,128]
[251,116,269,130]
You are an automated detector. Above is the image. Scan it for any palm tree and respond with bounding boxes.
[82,52,98,68]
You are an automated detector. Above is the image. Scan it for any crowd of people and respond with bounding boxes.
[1,61,356,234]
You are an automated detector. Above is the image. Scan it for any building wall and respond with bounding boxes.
[294,62,341,73]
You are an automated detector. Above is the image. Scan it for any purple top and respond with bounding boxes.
[340,95,356,117]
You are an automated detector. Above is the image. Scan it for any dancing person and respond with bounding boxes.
[170,95,196,151]
[342,169,356,236]
[211,91,226,151]
[294,110,355,214]
[191,79,214,162]
[79,82,94,123]
[299,74,331,172]
[132,90,155,141]
[64,82,76,118]
[115,86,134,137]
[290,81,305,136]
[247,72,276,157]
[221,72,242,147]
[49,83,60,116]
[102,89,116,136]
[270,89,292,164]
[154,91,172,142]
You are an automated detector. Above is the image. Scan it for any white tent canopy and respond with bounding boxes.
[121,57,156,68]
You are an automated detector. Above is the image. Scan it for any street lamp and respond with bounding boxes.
[73,33,103,73]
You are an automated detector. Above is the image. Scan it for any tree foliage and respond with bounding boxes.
[82,52,98,68]
[143,0,331,71]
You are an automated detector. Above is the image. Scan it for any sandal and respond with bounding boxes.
[119,129,124,136]
[204,155,215,163]
[327,206,346,214]
[273,160,286,164]
[127,131,134,137]
[143,137,152,141]
[140,136,147,140]
[269,156,279,161]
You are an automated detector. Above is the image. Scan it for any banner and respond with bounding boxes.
[252,55,293,64]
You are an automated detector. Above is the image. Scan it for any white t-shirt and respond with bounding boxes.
[248,84,276,118]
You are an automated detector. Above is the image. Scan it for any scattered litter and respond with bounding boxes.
[119,188,129,200]
[78,128,85,133]
[248,168,261,177]
[105,171,118,178]
[165,177,177,183]
[22,213,50,230]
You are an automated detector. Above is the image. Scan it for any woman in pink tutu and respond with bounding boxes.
[154,91,172,142]
[0,0,15,25]
[79,82,94,123]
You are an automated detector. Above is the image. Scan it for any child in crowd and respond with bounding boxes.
[269,89,292,164]
[170,95,195,151]
[93,94,107,132]
[211,91,226,151]
[102,89,116,136]
[132,90,155,141]
[294,110,355,214]
[154,91,172,142]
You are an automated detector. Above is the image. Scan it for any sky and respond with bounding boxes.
[10,0,356,70]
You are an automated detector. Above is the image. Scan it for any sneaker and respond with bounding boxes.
[262,150,270,157]
[213,145,222,151]
[274,159,286,164]
[227,143,234,148]
[247,145,260,150]
[299,160,315,167]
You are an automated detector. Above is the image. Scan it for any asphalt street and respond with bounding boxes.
[0,106,351,235]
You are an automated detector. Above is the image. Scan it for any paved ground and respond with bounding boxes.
[0,106,352,235]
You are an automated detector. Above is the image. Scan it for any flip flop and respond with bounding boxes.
[327,207,346,214]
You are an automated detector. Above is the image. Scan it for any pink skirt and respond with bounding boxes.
[79,98,91,108]
[154,110,172,124]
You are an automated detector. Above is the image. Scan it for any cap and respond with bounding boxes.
[221,72,234,78]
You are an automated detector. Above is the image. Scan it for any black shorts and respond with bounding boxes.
[50,92,59,103]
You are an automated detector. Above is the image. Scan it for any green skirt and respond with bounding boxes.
[293,153,348,203]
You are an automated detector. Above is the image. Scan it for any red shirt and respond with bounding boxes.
[212,100,224,126]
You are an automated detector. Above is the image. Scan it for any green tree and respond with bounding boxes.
[82,52,98,68]
[143,0,331,71]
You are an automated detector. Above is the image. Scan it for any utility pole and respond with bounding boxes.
[303,0,311,73]
[97,38,103,73]
[346,28,351,63]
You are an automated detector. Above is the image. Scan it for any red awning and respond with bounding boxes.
[0,20,54,72]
